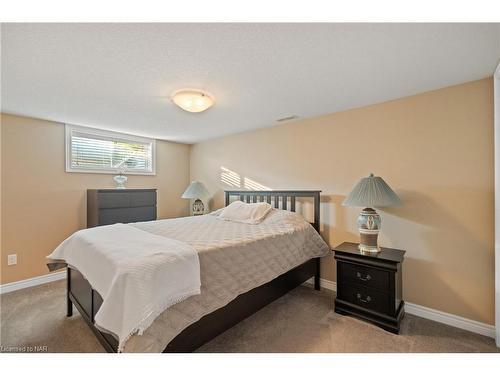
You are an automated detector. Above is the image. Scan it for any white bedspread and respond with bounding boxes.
[46,223,200,352]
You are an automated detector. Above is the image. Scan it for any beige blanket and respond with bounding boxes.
[122,209,330,352]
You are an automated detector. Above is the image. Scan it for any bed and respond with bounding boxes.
[57,190,328,352]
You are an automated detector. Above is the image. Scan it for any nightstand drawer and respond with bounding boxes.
[337,282,391,315]
[337,261,390,290]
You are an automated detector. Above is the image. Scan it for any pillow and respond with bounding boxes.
[218,201,273,224]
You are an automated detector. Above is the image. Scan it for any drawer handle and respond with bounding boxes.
[356,293,372,303]
[356,272,372,282]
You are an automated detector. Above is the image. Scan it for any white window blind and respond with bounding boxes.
[65,125,156,175]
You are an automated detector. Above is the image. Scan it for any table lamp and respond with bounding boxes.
[182,181,210,215]
[342,173,402,253]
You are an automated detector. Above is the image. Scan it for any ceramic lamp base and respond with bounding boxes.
[357,208,381,253]
[192,198,205,216]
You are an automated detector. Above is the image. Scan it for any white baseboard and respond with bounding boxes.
[0,271,66,294]
[404,302,495,338]
[306,277,496,339]
[1,272,495,339]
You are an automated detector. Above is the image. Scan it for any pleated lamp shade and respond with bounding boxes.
[342,173,401,208]
[181,181,209,199]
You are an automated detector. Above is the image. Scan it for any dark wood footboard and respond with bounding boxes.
[67,267,117,352]
[67,257,320,353]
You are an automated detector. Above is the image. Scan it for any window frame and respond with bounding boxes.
[65,124,156,175]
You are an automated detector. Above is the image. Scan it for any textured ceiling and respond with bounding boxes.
[2,23,500,143]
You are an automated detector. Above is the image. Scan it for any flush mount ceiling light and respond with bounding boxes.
[171,89,214,113]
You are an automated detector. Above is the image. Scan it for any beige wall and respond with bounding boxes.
[190,78,495,324]
[0,114,191,284]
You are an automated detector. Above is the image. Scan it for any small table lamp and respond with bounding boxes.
[342,173,402,253]
[182,181,210,215]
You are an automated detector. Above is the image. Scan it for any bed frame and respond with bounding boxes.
[66,190,322,353]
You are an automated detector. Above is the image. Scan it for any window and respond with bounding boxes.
[65,125,156,175]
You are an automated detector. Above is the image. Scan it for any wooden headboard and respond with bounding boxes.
[224,190,321,232]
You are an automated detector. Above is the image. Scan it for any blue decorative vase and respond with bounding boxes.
[357,208,381,253]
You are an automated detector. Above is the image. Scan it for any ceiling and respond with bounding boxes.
[2,23,500,143]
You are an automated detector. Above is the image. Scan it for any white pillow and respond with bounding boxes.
[218,201,272,224]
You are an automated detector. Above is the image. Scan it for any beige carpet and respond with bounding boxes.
[0,280,498,353]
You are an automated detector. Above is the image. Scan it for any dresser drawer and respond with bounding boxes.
[129,191,156,207]
[98,206,156,225]
[98,192,131,208]
[337,261,390,290]
[98,191,157,209]
[337,282,391,315]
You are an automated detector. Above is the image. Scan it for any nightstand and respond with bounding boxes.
[333,242,405,334]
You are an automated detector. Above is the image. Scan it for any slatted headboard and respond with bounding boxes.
[224,190,321,232]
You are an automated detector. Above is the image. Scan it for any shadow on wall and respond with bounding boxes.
[381,188,494,323]
[324,194,359,246]
[404,256,493,325]
[382,188,492,252]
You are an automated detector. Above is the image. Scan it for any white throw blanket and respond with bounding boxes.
[47,223,201,352]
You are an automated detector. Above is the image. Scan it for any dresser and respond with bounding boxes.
[333,242,405,333]
[87,189,157,228]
